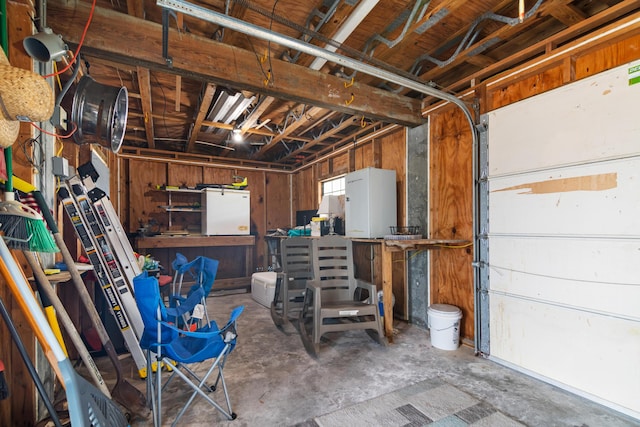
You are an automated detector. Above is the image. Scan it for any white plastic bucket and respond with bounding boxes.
[427,304,462,350]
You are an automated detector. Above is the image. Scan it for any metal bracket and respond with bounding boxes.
[162,9,173,67]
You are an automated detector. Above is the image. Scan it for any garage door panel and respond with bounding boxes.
[489,157,640,236]
[490,295,640,413]
[488,65,640,176]
[490,237,640,319]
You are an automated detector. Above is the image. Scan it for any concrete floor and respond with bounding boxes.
[108,291,638,426]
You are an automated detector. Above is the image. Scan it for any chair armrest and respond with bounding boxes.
[166,288,205,317]
[355,279,377,304]
[305,279,322,291]
[160,305,244,340]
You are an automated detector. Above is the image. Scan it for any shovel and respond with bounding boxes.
[31,190,147,414]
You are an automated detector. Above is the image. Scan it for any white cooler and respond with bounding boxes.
[251,272,277,307]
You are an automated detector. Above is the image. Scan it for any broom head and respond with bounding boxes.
[0,200,58,252]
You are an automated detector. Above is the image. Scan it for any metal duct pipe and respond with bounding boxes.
[308,0,379,71]
[156,0,477,138]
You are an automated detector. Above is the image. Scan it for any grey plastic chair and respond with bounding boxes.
[299,235,385,356]
[270,237,313,332]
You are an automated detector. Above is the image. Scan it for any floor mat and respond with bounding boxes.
[311,377,525,427]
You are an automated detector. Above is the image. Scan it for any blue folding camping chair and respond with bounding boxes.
[133,271,243,427]
[169,254,219,330]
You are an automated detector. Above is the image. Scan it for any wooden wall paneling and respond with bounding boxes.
[380,129,406,226]
[115,157,131,233]
[354,140,373,169]
[316,159,329,180]
[292,167,317,213]
[574,33,640,80]
[128,159,167,233]
[167,163,202,187]
[202,167,235,186]
[488,62,566,110]
[429,105,474,342]
[265,172,290,230]
[263,172,290,268]
[330,151,350,176]
[372,138,382,168]
[240,169,265,269]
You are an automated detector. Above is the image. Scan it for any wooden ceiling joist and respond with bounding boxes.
[47,0,424,127]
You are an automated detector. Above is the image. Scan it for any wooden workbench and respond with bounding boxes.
[135,235,255,290]
[375,238,470,342]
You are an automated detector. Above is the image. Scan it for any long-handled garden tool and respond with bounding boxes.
[0,194,110,397]
[0,295,64,427]
[31,189,147,414]
[0,237,128,426]
[23,250,111,397]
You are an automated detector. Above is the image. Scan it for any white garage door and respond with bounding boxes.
[486,61,640,418]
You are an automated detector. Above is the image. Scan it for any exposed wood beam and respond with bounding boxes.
[295,1,360,69]
[413,0,575,93]
[275,115,359,162]
[548,1,588,26]
[465,54,497,69]
[255,106,326,158]
[136,66,155,148]
[175,75,182,111]
[200,119,313,141]
[186,83,216,153]
[370,0,468,65]
[240,97,275,134]
[47,0,424,127]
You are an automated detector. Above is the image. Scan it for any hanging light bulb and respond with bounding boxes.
[231,127,243,143]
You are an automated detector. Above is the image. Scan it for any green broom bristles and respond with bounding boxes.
[0,200,58,253]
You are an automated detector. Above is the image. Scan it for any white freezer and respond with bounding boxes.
[201,188,250,235]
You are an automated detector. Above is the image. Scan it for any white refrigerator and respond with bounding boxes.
[345,168,397,238]
[201,188,250,235]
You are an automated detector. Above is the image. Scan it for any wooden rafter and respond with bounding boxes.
[136,66,155,149]
[47,0,423,127]
[186,83,216,153]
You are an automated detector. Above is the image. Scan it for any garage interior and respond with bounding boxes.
[1,0,639,425]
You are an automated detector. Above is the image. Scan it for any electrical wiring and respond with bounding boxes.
[265,0,280,86]
[151,72,170,137]
[18,135,45,174]
[43,0,97,79]
[244,34,271,86]
[30,121,78,139]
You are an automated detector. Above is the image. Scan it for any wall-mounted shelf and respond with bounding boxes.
[159,188,203,230]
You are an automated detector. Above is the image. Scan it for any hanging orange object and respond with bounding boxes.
[519,0,525,23]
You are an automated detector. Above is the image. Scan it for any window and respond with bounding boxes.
[321,176,345,196]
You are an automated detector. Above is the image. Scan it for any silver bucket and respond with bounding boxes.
[71,76,128,153]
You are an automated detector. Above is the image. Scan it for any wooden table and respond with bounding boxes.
[135,235,255,290]
[375,238,470,342]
